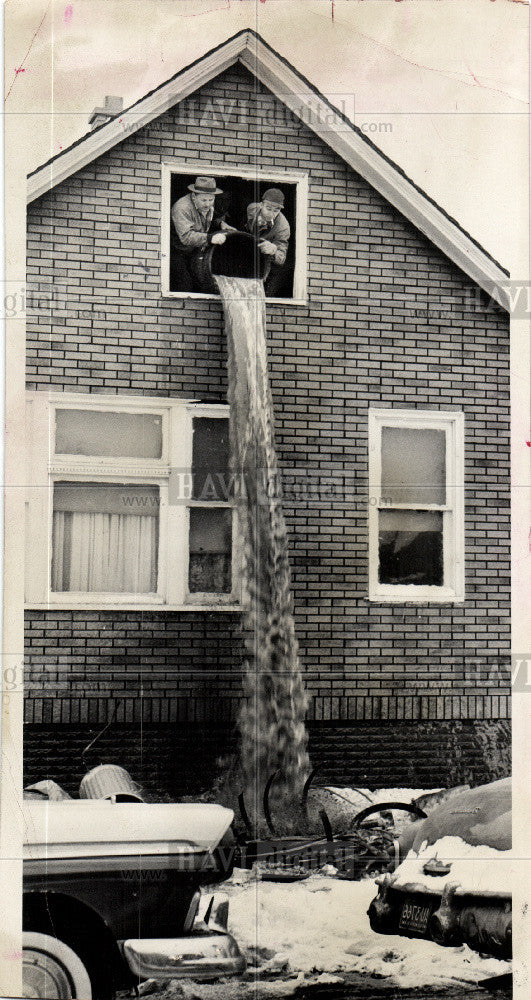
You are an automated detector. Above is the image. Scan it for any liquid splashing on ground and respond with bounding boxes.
[217,276,310,830]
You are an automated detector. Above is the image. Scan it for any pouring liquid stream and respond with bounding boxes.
[216,276,310,830]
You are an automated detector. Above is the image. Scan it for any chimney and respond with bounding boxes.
[89,95,123,130]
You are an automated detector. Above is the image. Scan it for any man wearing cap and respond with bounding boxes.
[245,189,290,294]
[171,176,230,291]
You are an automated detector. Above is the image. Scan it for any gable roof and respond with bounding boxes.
[27,29,510,310]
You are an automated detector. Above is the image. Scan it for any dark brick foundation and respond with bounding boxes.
[307,720,511,789]
[23,720,510,799]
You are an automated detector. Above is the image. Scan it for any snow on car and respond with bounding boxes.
[368,778,512,959]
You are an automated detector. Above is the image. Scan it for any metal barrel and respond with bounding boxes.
[79,764,144,802]
[193,231,268,293]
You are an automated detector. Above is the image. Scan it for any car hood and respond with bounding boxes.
[399,778,511,859]
[23,800,235,859]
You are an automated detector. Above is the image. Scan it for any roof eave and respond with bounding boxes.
[238,41,510,310]
[26,28,510,311]
[27,30,252,203]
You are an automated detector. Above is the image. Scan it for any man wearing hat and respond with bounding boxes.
[245,188,290,295]
[171,176,230,291]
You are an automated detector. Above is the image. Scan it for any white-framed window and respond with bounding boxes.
[25,392,239,610]
[368,409,464,603]
[161,161,309,303]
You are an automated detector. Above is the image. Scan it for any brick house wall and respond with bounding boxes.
[24,63,510,789]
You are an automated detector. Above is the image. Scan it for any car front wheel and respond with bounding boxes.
[23,931,93,999]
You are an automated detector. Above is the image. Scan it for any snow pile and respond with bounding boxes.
[392,835,514,895]
[326,785,440,810]
[170,972,343,999]
[222,870,510,988]
[322,785,440,835]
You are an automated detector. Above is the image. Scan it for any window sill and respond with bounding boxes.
[25,603,242,613]
[367,588,464,604]
[162,290,307,307]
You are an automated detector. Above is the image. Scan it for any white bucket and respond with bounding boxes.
[79,764,144,802]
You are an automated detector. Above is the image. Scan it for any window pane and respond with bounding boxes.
[55,409,163,458]
[381,427,446,505]
[189,507,232,594]
[51,482,159,593]
[378,509,443,587]
[192,418,230,500]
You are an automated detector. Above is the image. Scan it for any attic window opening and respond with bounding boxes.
[162,165,307,301]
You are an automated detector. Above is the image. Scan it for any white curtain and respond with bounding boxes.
[52,511,158,593]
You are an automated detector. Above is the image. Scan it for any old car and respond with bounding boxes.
[23,798,246,999]
[367,778,512,960]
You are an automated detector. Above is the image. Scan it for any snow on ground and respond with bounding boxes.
[222,870,510,989]
[158,868,509,998]
[165,973,345,999]
[154,786,511,1000]
[322,786,441,835]
[325,786,440,810]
